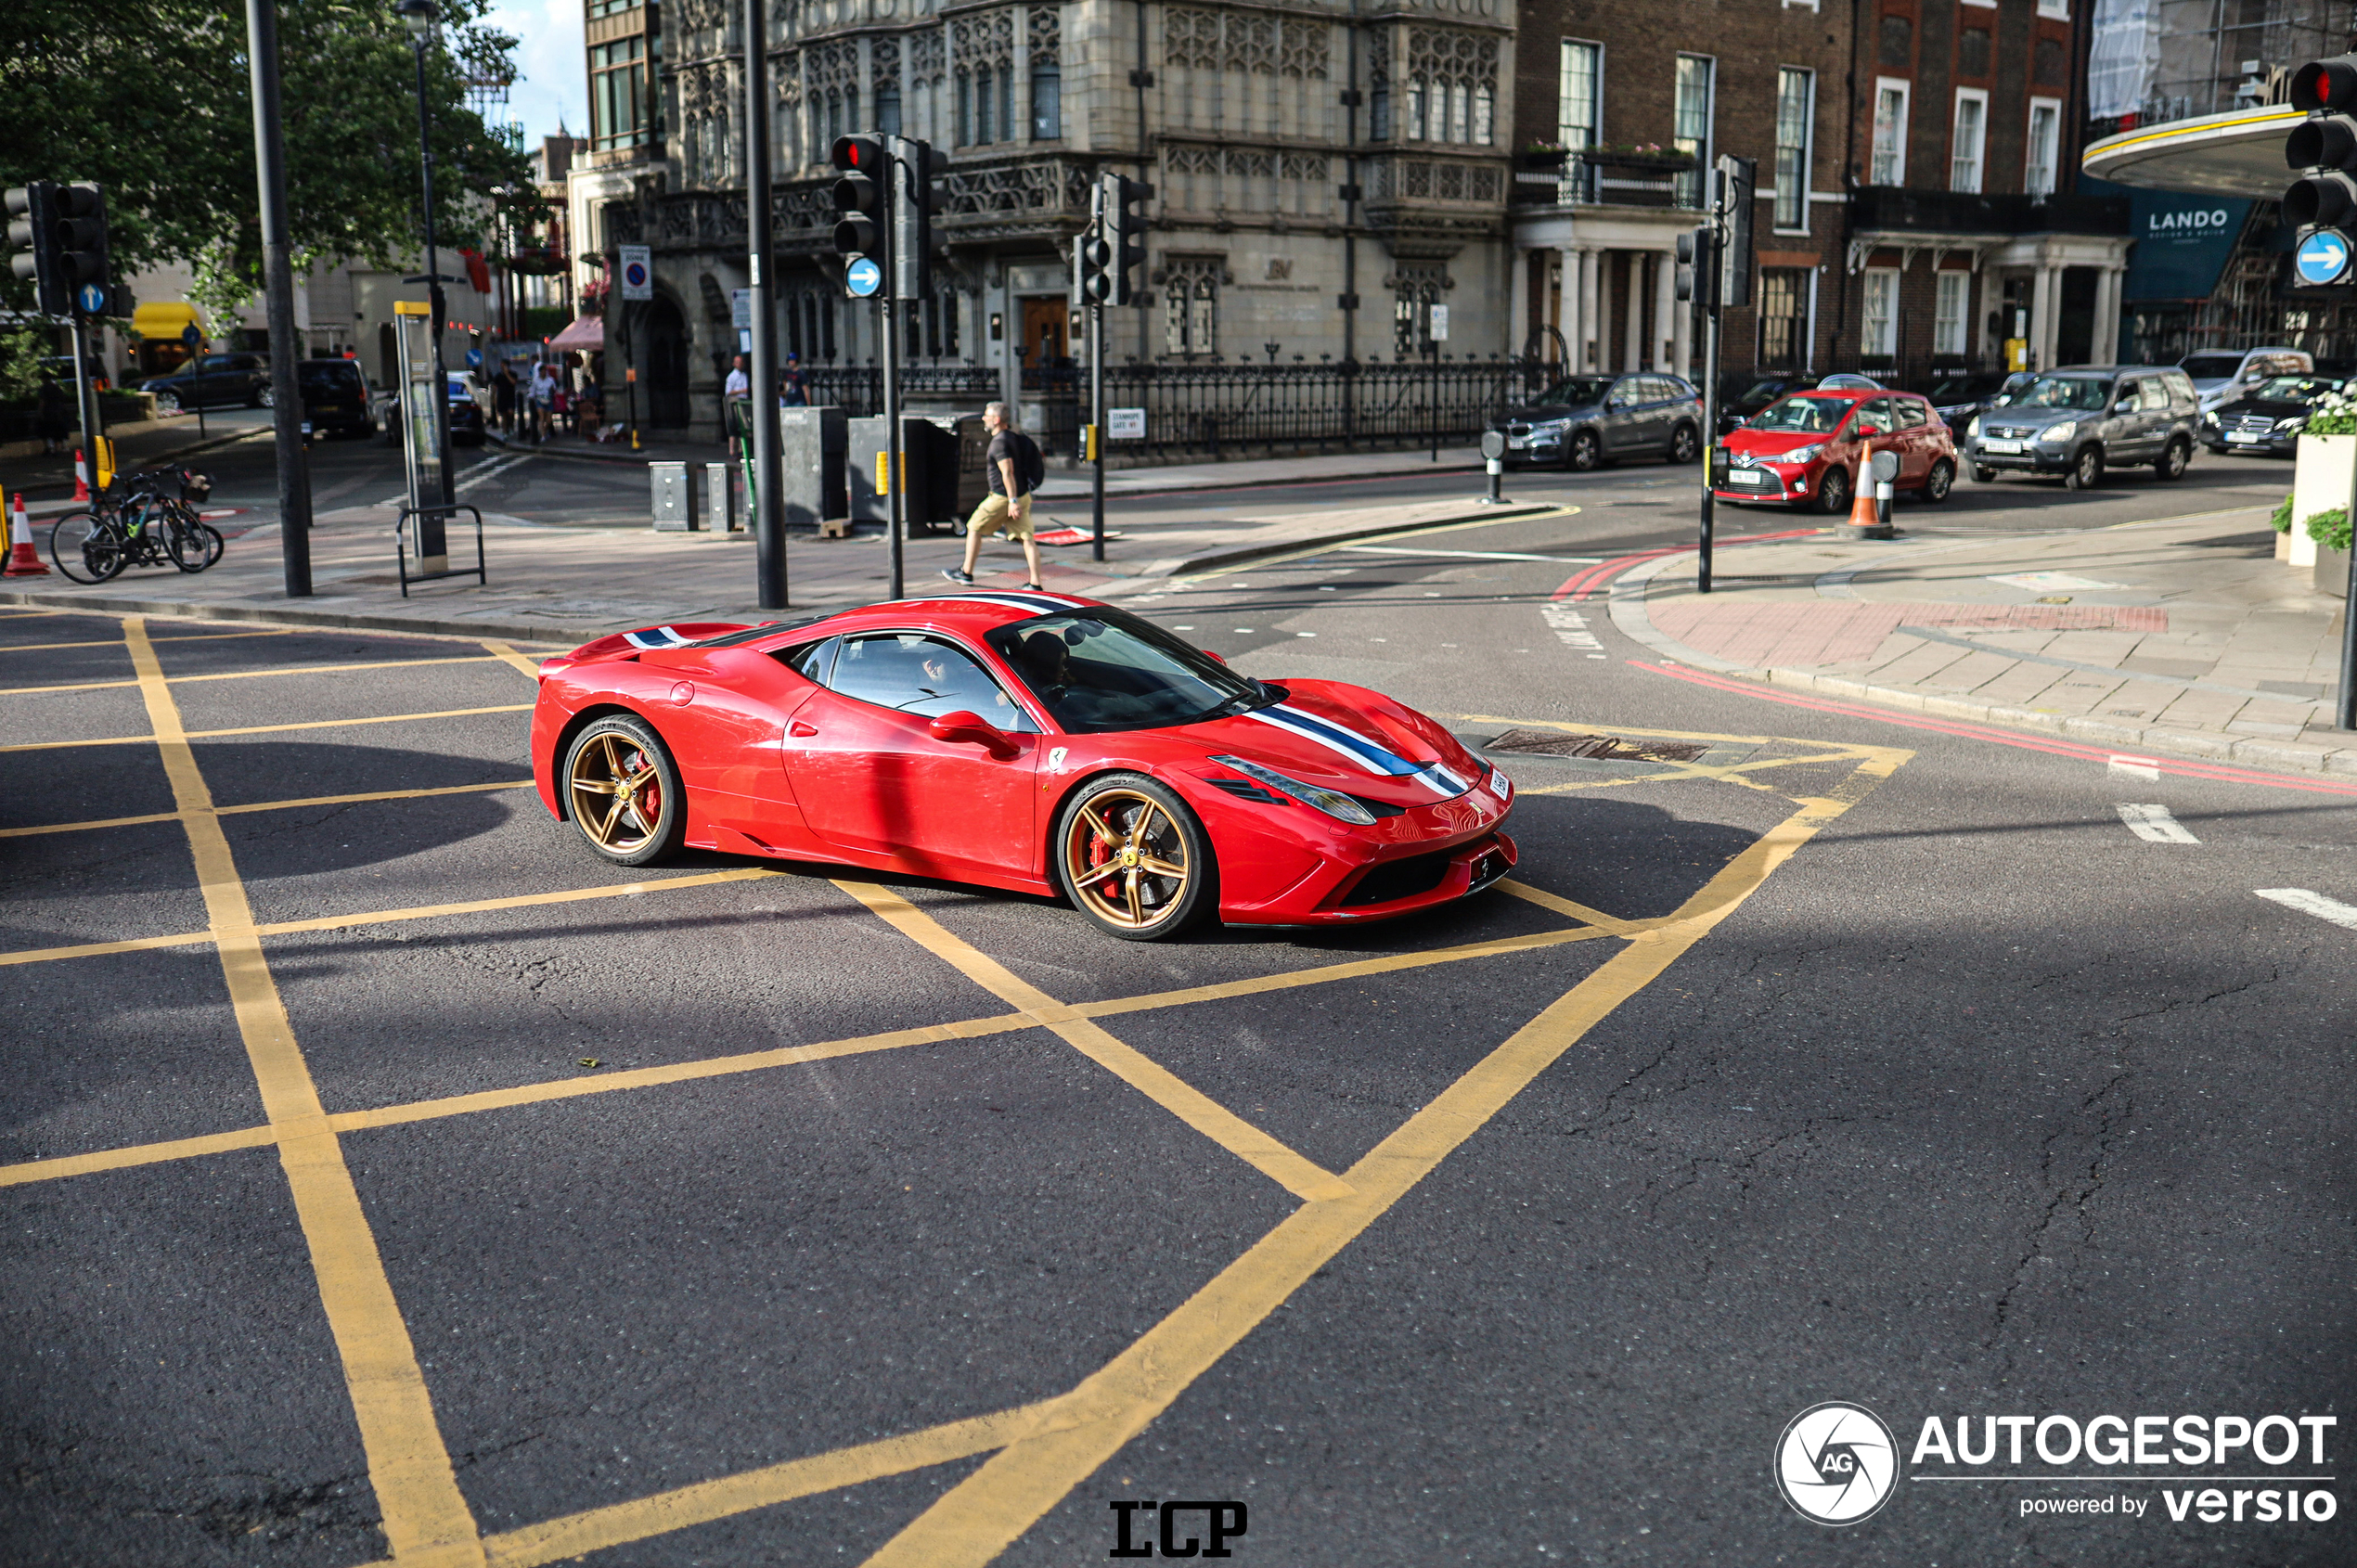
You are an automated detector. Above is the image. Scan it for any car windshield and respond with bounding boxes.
[2179,353,2243,380]
[2016,376,2113,411]
[1530,377,1615,407]
[1749,395,1852,432]
[985,608,1271,734]
[299,365,362,393]
[1734,379,1793,407]
[2251,375,2339,402]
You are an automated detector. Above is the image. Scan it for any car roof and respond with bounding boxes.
[758,589,1108,644]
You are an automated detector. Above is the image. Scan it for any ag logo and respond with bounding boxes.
[1774,1402,1898,1524]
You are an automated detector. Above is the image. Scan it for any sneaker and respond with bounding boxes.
[1022,582,1045,590]
[940,568,974,585]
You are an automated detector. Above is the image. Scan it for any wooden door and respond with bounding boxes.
[1020,297,1068,367]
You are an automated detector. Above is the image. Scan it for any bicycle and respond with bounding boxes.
[48,469,225,584]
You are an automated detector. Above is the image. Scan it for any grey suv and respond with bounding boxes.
[1493,372,1704,470]
[1962,366,2200,489]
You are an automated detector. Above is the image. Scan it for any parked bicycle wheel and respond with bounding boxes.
[164,512,225,572]
[48,512,126,583]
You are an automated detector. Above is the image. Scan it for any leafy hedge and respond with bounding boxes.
[2306,508,2352,553]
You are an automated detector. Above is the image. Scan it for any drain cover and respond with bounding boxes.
[1486,727,1709,764]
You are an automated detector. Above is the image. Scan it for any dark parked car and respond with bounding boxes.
[1492,372,1703,470]
[1720,374,1821,434]
[446,373,486,444]
[1919,369,2016,431]
[1961,366,2201,488]
[143,353,270,412]
[295,358,377,439]
[2198,373,2344,458]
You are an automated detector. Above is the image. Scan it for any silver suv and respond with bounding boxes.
[1962,367,2201,490]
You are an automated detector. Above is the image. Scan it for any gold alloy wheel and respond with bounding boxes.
[1063,790,1191,932]
[568,730,666,854]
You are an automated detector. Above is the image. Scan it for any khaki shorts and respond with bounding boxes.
[966,491,1034,541]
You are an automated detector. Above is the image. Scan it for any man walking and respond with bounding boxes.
[492,360,518,436]
[942,401,1044,590]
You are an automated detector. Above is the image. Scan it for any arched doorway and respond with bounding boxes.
[646,294,690,428]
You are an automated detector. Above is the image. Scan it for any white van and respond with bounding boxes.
[2179,347,2314,412]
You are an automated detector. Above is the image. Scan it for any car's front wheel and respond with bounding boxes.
[1054,773,1216,941]
[253,386,272,409]
[563,714,684,867]
[2154,436,2191,480]
[1814,463,1853,517]
[1972,464,1998,484]
[2064,444,2104,490]
[1667,422,1700,464]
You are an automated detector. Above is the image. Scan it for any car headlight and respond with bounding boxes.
[1783,444,1822,464]
[2199,411,2220,428]
[1209,754,1377,826]
[1965,416,1981,438]
[2275,416,2308,433]
[2041,421,2078,443]
[1528,418,1569,436]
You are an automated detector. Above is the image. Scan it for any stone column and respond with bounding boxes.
[1622,252,1644,371]
[2093,266,2123,364]
[2029,263,2054,372]
[1672,263,1694,379]
[1653,245,1677,371]
[1558,248,1581,368]
[1509,250,1530,361]
[1578,249,1602,371]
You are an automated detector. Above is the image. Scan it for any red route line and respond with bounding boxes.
[1552,528,1820,602]
[1633,660,2357,798]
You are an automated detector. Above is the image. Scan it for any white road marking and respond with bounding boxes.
[2107,754,2161,781]
[2253,886,2357,924]
[374,451,533,508]
[1541,602,1606,657]
[2116,803,2200,843]
[1340,546,1604,563]
[2255,888,2357,932]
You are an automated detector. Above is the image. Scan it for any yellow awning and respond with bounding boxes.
[131,302,206,342]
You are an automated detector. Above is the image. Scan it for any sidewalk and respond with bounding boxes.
[1612,503,2357,774]
[1,485,1550,647]
[5,411,276,508]
[492,426,1486,498]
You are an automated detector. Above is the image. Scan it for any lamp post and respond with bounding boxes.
[395,0,455,510]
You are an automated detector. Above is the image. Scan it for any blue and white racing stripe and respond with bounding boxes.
[922,590,1093,615]
[622,625,690,649]
[1244,704,1472,799]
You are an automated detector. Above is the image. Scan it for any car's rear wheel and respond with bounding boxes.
[2064,444,2104,490]
[1920,458,1954,503]
[1667,422,1699,464]
[2154,436,2191,480]
[1565,429,1601,472]
[253,386,271,409]
[1972,465,1998,484]
[1054,773,1215,941]
[563,714,683,866]
[1814,463,1853,516]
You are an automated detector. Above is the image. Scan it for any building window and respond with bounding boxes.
[2036,0,2067,16]
[1474,83,1493,145]
[1862,268,1900,357]
[2026,97,2061,196]
[1163,259,1220,357]
[589,36,648,151]
[1951,89,1986,192]
[1934,271,1969,356]
[877,81,902,136]
[1672,55,1714,209]
[1871,79,1909,186]
[975,67,994,144]
[1370,71,1391,139]
[1408,74,1428,140]
[1773,67,1811,230]
[1758,267,1806,367]
[1391,264,1446,355]
[1558,41,1602,204]
[1032,59,1062,138]
[956,71,971,145]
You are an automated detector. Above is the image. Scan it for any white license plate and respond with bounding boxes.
[1728,469,1767,485]
[1980,438,2024,454]
[1507,437,1526,449]
[2226,431,2264,443]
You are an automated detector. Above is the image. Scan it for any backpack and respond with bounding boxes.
[1010,430,1045,495]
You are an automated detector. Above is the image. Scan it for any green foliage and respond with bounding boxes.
[0,0,539,318]
[2306,508,2353,553]
[2302,389,2357,436]
[0,328,47,404]
[2271,492,2296,533]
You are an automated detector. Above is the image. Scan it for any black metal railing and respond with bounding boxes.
[795,364,1000,417]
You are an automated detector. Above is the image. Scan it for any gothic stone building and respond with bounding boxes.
[586,0,1522,441]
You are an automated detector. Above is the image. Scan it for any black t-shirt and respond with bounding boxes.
[986,431,1017,497]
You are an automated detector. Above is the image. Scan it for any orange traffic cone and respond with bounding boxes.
[5,493,50,577]
[1845,439,1879,530]
[72,448,90,502]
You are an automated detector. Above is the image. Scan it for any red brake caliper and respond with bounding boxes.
[1088,820,1121,890]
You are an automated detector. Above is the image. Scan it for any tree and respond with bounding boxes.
[0,0,539,320]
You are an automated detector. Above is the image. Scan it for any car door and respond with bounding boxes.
[2136,375,2178,453]
[1891,397,1934,482]
[1600,378,1645,455]
[785,631,1042,880]
[2107,378,2154,460]
[636,642,824,847]
[1848,398,1899,480]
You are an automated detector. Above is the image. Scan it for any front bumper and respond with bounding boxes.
[1965,440,2077,472]
[1712,464,1813,504]
[1498,427,1573,465]
[1216,768,1519,925]
[2205,431,2298,457]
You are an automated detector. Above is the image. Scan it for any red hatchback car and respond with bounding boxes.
[1713,389,1958,513]
[529,590,1517,941]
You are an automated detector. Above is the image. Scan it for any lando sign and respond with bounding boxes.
[2118,187,2252,302]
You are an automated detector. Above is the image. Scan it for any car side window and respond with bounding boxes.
[1898,399,1928,429]
[784,636,838,684]
[1607,379,1639,409]
[1853,398,1897,436]
[828,633,1039,732]
[2163,371,2198,410]
[2138,379,2171,412]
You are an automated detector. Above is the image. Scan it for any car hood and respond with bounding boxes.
[2211,397,2308,419]
[1725,427,1839,457]
[1179,681,1484,809]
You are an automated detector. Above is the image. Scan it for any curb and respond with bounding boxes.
[0,586,615,647]
[1604,550,2357,777]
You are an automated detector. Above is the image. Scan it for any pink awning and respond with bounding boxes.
[545,315,604,351]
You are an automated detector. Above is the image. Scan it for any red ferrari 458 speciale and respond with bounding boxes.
[528,589,1515,940]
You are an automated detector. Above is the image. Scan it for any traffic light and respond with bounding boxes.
[1675,226,1717,306]
[1716,155,1755,309]
[830,134,888,296]
[6,182,64,315]
[1077,183,1114,303]
[2286,54,2357,285]
[1100,173,1150,306]
[888,135,942,302]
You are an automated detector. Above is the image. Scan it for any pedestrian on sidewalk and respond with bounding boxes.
[780,353,808,406]
[492,361,518,435]
[724,353,750,405]
[529,362,558,443]
[942,401,1045,590]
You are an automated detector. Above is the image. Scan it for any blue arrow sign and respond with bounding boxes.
[845,257,882,298]
[77,282,107,315]
[2296,228,2351,286]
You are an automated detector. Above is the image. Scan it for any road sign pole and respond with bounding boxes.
[743,0,786,607]
[1090,300,1106,561]
[249,0,314,593]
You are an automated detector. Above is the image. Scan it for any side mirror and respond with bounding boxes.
[1202,649,1230,665]
[927,710,1018,756]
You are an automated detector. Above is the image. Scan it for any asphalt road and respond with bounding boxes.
[2,469,2351,1567]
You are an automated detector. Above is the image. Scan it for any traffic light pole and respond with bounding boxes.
[247,0,314,594]
[66,311,101,504]
[883,294,904,600]
[1089,299,1105,561]
[744,0,786,608]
